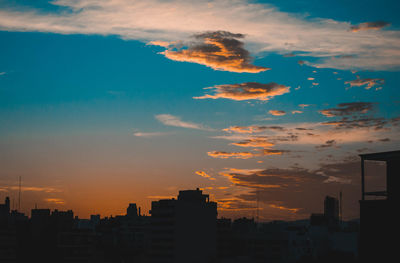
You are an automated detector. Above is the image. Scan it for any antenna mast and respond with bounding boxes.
[339,190,343,224]
[256,189,259,223]
[18,176,21,211]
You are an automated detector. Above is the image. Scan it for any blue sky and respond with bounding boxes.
[0,0,399,220]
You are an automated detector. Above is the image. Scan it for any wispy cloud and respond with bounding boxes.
[345,78,384,89]
[44,198,65,205]
[231,137,275,148]
[1,0,399,70]
[0,185,63,193]
[133,131,171,138]
[207,151,255,159]
[350,21,390,32]
[194,82,290,101]
[155,114,212,131]
[223,125,286,134]
[195,170,216,180]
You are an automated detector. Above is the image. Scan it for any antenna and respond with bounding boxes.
[18,176,21,211]
[256,189,259,223]
[340,190,343,224]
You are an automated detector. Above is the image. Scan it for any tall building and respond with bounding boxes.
[359,150,399,262]
[149,188,217,263]
[0,197,10,227]
[324,196,339,227]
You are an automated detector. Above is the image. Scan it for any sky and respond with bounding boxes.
[0,0,399,221]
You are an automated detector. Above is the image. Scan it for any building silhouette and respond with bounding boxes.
[359,150,399,262]
[0,184,364,262]
[149,188,217,263]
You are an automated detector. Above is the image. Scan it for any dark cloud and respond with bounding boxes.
[350,21,390,32]
[321,116,388,129]
[345,78,384,90]
[194,82,290,101]
[316,139,337,149]
[319,102,374,117]
[225,159,361,218]
[162,31,270,73]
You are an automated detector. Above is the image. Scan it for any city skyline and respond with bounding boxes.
[1,0,400,221]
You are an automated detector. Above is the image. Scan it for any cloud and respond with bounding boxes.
[223,125,286,134]
[155,114,211,130]
[216,197,257,211]
[220,166,316,189]
[316,139,337,149]
[345,78,385,90]
[1,0,400,71]
[207,151,255,159]
[221,159,360,217]
[299,104,311,108]
[0,186,63,193]
[269,110,286,116]
[194,82,290,101]
[269,204,300,213]
[231,137,275,148]
[319,102,374,117]
[292,110,303,114]
[321,116,389,130]
[133,131,171,137]
[162,31,270,73]
[195,170,216,180]
[261,149,290,155]
[350,21,390,32]
[44,198,65,205]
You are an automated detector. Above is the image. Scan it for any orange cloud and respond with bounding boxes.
[269,110,286,116]
[207,151,255,159]
[292,110,303,114]
[231,137,274,148]
[261,149,288,155]
[195,170,216,180]
[44,198,65,205]
[194,82,290,101]
[269,204,300,213]
[223,125,286,134]
[162,31,269,73]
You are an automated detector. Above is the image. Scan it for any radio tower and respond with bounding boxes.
[18,176,21,211]
[256,189,259,223]
[339,190,343,224]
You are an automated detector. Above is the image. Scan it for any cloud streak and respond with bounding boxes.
[345,78,384,89]
[155,114,211,130]
[194,82,290,101]
[207,151,255,159]
[319,102,374,117]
